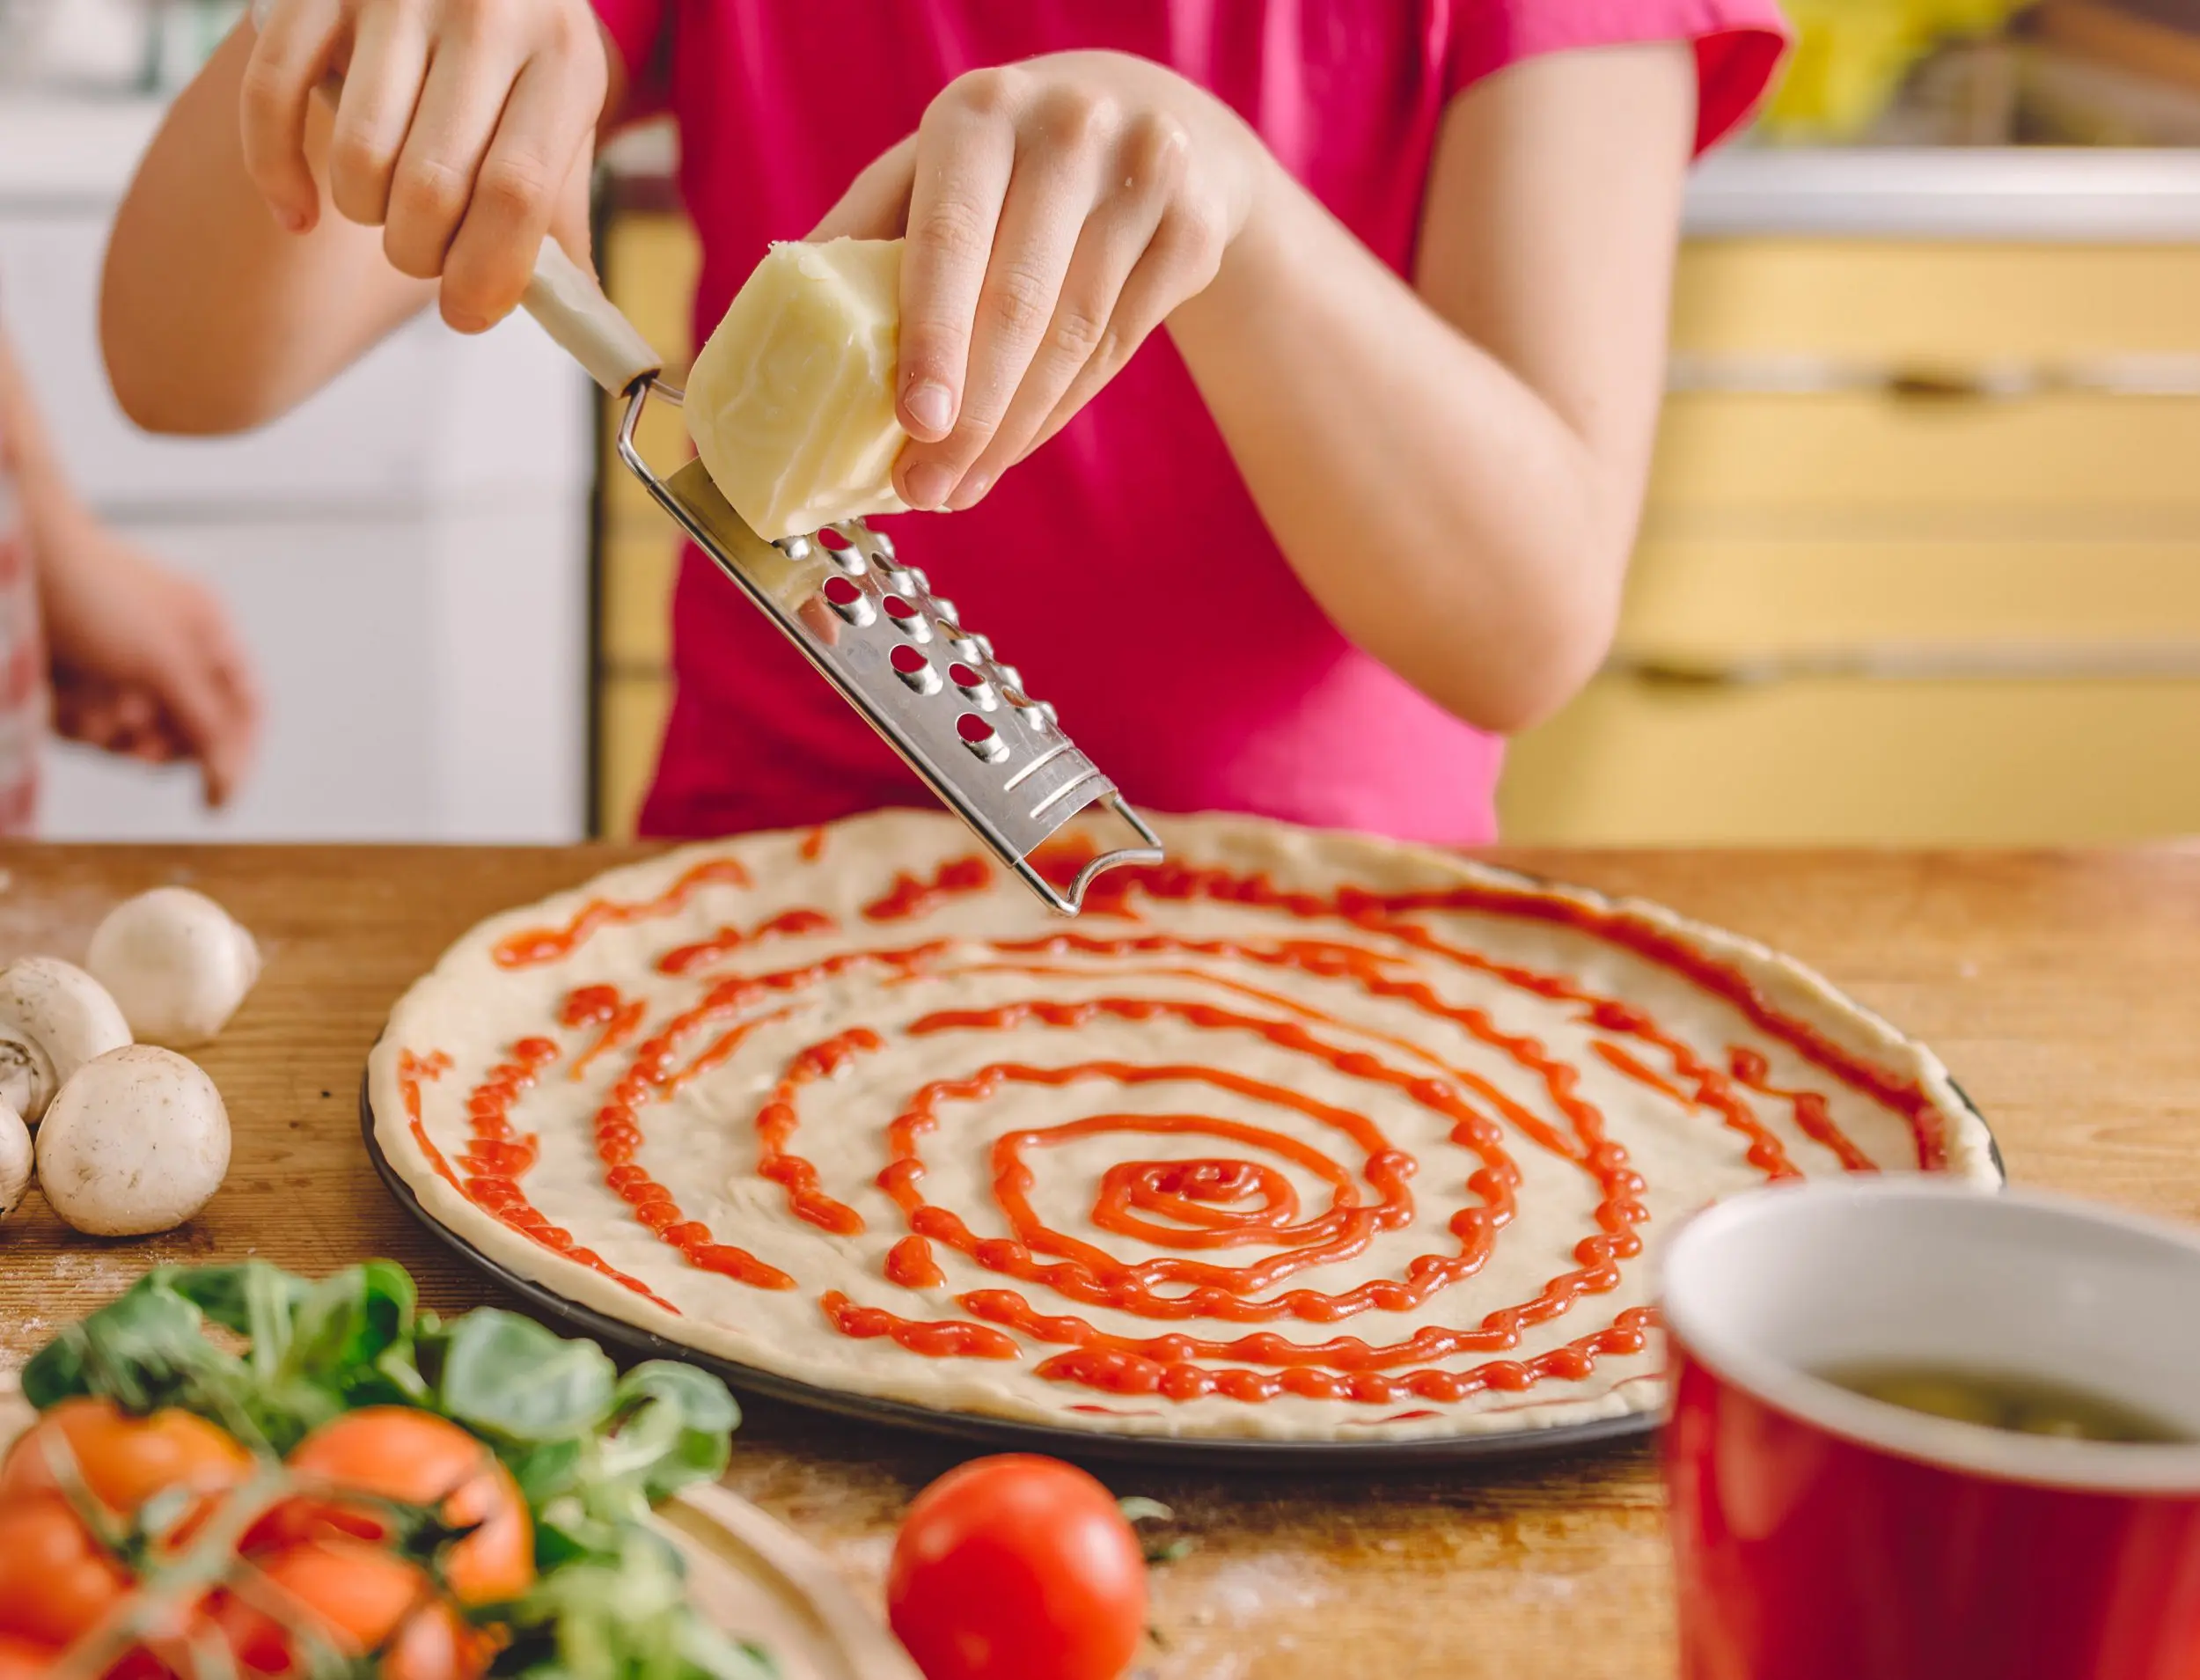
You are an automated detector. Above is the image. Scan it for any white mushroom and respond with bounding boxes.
[34,1045,231,1236]
[86,888,261,1047]
[0,957,133,1121]
[0,1099,30,1221]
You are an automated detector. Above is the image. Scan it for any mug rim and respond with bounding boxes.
[1661,1178,2200,1493]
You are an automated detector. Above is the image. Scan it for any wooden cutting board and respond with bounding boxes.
[0,1384,918,1680]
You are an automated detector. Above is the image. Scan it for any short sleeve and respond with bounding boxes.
[593,0,671,122]
[1447,0,1791,156]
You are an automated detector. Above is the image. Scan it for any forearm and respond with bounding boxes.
[1166,42,1693,737]
[1169,171,1637,734]
[0,323,98,559]
[101,24,430,435]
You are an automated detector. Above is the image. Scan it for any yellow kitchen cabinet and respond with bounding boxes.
[1502,237,2200,846]
[598,672,674,840]
[597,214,2200,846]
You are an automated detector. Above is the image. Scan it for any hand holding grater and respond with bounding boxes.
[247,0,1162,913]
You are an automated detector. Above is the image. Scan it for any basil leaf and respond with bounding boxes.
[436,1310,616,1443]
[282,1260,417,1387]
[495,1527,776,1680]
[605,1363,739,1504]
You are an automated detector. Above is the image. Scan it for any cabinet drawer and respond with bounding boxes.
[598,674,672,840]
[1499,676,2200,846]
[1671,242,2200,361]
[1617,538,2200,656]
[1647,394,2200,517]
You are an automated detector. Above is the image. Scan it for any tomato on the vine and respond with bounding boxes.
[211,1538,486,1680]
[0,1493,136,1649]
[257,1409,534,1605]
[1,1400,254,1518]
[0,1632,60,1680]
[886,1455,1148,1680]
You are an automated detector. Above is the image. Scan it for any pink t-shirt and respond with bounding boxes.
[596,0,1787,845]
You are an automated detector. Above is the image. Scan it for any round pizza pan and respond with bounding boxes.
[360,1075,2005,1471]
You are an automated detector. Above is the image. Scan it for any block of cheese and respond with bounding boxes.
[684,238,911,541]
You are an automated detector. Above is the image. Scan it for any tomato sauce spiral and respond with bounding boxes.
[388,819,1979,1430]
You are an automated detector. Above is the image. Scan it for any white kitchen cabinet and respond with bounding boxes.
[0,97,592,841]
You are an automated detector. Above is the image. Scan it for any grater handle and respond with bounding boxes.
[247,0,662,395]
[521,238,663,395]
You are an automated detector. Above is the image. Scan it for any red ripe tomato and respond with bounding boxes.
[261,1410,533,1605]
[212,1539,485,1680]
[1,1400,254,1518]
[0,1633,60,1680]
[886,1456,1147,1680]
[0,1493,136,1648]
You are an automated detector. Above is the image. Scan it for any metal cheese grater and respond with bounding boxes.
[535,252,1164,914]
[271,4,1163,913]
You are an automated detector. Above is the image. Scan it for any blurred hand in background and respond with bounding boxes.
[38,514,261,807]
[2,319,261,810]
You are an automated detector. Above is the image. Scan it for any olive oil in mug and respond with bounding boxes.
[1818,1363,2193,1445]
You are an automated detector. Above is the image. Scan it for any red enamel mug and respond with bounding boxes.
[1660,1179,2200,1680]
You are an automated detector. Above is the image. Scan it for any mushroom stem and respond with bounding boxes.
[0,1099,29,1221]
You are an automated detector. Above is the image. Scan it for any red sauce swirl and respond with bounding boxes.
[402,838,1953,1412]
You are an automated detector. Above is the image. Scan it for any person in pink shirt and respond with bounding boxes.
[104,0,1786,847]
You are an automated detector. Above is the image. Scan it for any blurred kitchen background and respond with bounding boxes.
[4,0,2200,844]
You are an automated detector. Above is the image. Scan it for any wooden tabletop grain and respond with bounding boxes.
[3,842,2196,1680]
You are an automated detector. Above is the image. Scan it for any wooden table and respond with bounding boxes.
[4,843,2197,1680]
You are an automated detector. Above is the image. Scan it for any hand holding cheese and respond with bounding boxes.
[684,239,911,542]
[808,52,1264,517]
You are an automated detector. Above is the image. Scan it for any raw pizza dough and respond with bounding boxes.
[369,811,1997,1442]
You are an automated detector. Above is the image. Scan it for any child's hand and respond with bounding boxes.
[39,521,262,809]
[811,52,1268,513]
[240,0,610,332]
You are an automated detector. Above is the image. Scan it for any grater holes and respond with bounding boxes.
[817,528,868,575]
[891,642,942,693]
[957,713,1008,762]
[883,596,932,642]
[822,575,875,627]
[948,662,997,708]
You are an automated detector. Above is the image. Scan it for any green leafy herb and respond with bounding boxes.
[492,1528,774,1680]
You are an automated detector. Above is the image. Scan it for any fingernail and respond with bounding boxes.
[947,473,992,510]
[445,311,488,335]
[903,462,957,510]
[903,380,955,439]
